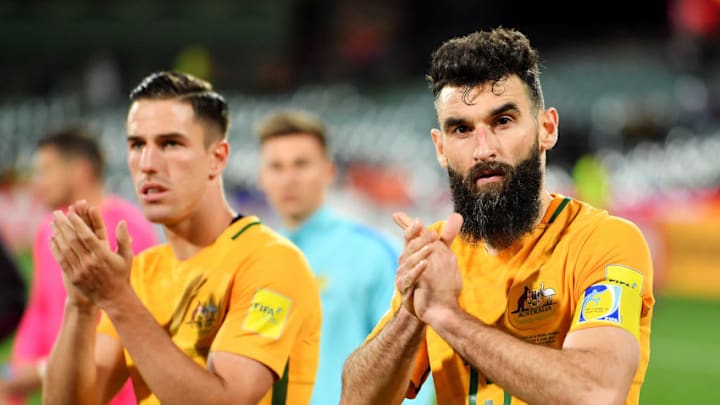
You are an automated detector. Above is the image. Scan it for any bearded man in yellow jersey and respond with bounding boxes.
[43,71,321,405]
[342,28,654,405]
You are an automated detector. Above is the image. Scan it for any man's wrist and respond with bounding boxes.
[64,298,99,315]
[423,303,464,331]
[101,284,139,320]
[397,305,426,330]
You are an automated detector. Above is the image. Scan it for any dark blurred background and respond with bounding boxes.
[2,0,719,173]
[0,1,675,95]
[0,1,719,403]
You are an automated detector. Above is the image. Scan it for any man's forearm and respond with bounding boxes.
[427,307,632,405]
[341,308,426,405]
[103,290,233,405]
[43,304,100,405]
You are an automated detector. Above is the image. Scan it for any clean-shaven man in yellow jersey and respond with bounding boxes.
[342,28,654,405]
[44,71,321,405]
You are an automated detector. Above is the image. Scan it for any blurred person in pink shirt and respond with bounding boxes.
[1,127,158,404]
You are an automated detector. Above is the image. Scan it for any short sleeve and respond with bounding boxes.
[569,216,654,339]
[12,220,54,364]
[210,243,321,378]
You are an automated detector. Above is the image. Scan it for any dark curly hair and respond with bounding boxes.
[129,71,229,144]
[427,27,544,110]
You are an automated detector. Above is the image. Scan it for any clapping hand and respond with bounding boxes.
[392,212,463,322]
[50,200,134,309]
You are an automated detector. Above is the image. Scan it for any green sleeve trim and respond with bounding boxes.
[469,367,478,405]
[271,362,289,405]
[468,369,512,405]
[503,390,512,405]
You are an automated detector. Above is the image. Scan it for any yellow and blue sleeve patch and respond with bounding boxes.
[570,265,644,339]
[606,264,644,292]
[242,288,293,340]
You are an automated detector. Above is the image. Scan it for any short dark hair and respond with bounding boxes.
[256,110,328,153]
[129,71,229,144]
[427,27,544,110]
[37,127,105,180]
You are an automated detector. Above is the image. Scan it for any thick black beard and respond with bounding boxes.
[448,146,542,250]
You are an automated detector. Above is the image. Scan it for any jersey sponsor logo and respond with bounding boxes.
[167,274,207,337]
[242,288,292,339]
[605,264,643,292]
[188,295,220,334]
[511,282,556,314]
[508,281,558,329]
[577,283,621,324]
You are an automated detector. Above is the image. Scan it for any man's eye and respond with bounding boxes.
[496,116,513,126]
[453,125,470,134]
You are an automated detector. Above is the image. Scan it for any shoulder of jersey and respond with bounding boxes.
[566,201,645,244]
[226,220,291,248]
[228,220,310,264]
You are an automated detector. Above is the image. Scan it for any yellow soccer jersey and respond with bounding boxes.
[369,195,654,405]
[98,216,322,405]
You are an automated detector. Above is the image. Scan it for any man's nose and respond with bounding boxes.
[472,126,497,162]
[139,144,159,173]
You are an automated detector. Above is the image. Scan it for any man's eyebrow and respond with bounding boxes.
[489,102,520,117]
[126,133,187,141]
[442,102,521,131]
[442,117,468,131]
[155,133,187,141]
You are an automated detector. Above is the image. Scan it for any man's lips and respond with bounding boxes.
[139,182,169,202]
[473,170,505,185]
[475,174,504,185]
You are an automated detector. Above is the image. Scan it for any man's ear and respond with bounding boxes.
[538,107,559,151]
[209,140,229,180]
[431,128,448,169]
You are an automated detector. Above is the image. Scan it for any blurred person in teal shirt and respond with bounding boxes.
[256,110,434,405]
